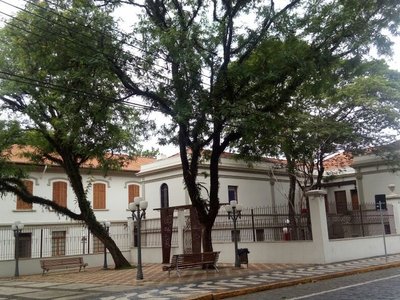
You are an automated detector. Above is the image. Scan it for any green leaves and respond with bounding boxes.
[0,1,144,169]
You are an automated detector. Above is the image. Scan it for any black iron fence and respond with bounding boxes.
[0,222,130,261]
[327,201,394,239]
[139,204,312,248]
[2,201,393,261]
[212,205,311,242]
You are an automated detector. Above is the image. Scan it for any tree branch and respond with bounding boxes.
[0,178,83,220]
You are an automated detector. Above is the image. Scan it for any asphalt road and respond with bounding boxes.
[231,267,400,300]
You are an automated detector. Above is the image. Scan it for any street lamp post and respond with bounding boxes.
[11,221,24,277]
[101,220,111,270]
[128,197,148,280]
[225,201,242,268]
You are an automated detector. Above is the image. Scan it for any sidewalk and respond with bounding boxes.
[1,254,400,299]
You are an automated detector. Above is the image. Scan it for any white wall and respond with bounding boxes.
[139,156,294,220]
[0,251,131,277]
[362,171,400,203]
[1,168,139,225]
[135,235,400,265]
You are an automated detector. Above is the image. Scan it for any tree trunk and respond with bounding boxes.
[61,152,132,269]
[202,223,213,252]
[90,222,131,269]
[287,157,298,240]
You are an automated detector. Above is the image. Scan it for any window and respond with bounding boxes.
[335,191,348,214]
[52,231,66,256]
[160,183,169,208]
[351,189,359,211]
[92,235,104,253]
[16,180,33,210]
[228,185,238,203]
[256,229,265,242]
[18,233,32,258]
[128,184,140,204]
[384,224,391,235]
[52,181,67,208]
[93,183,106,209]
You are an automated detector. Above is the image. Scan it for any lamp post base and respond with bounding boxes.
[136,269,143,280]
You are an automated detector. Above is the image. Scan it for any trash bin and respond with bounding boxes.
[237,248,250,268]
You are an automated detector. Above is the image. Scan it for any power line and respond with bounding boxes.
[0,70,155,111]
[3,0,212,87]
[0,2,178,89]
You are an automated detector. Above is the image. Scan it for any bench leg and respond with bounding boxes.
[214,264,219,273]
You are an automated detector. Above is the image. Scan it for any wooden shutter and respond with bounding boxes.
[16,180,33,210]
[128,184,140,203]
[93,183,106,209]
[351,189,359,210]
[52,181,67,208]
[335,190,348,214]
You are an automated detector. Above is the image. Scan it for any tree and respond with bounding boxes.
[0,1,146,268]
[284,60,400,193]
[103,0,400,251]
[239,59,400,237]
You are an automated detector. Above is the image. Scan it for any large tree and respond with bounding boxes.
[0,1,146,268]
[237,59,400,237]
[101,0,400,251]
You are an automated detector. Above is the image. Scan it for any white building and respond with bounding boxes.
[1,145,400,277]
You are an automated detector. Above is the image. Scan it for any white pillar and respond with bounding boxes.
[127,216,136,264]
[386,184,400,234]
[127,216,134,248]
[177,209,185,254]
[306,189,329,263]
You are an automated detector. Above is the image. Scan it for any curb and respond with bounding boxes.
[188,260,400,300]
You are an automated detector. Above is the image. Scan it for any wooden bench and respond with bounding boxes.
[162,252,220,277]
[40,257,88,275]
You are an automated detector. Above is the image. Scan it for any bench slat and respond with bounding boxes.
[162,252,220,277]
[40,257,88,275]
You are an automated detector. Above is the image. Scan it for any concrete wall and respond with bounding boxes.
[134,234,400,265]
[132,189,400,266]
[0,251,131,278]
[326,235,400,263]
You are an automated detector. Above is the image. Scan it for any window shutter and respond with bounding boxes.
[93,183,106,209]
[52,181,67,208]
[16,180,33,210]
[128,185,140,203]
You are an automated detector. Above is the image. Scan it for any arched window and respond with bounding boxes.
[160,183,169,208]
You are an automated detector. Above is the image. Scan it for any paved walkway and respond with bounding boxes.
[2,254,400,299]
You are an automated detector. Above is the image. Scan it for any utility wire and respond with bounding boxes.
[37,0,213,82]
[3,0,212,87]
[0,70,156,111]
[0,11,177,109]
[0,3,177,89]
[0,3,243,126]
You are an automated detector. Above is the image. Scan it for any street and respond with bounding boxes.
[231,267,400,300]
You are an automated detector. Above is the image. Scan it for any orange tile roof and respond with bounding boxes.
[5,145,156,172]
[323,152,353,170]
